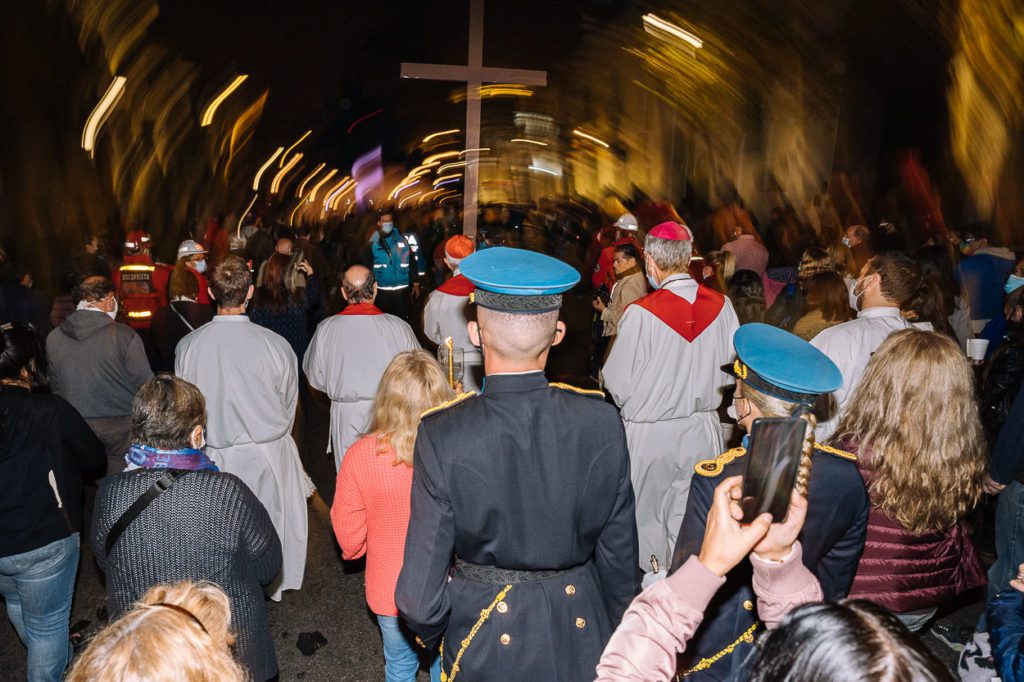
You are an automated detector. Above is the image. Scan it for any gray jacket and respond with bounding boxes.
[46,309,152,419]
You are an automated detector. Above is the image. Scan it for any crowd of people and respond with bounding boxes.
[2,191,1024,682]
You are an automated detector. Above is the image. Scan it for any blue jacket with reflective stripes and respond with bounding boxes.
[368,230,426,289]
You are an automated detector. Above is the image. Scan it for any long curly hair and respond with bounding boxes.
[831,329,985,534]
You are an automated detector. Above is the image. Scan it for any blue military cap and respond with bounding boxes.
[460,246,580,313]
[726,323,842,405]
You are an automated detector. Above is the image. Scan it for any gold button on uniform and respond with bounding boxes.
[743,600,754,611]
[565,585,576,596]
[500,633,511,646]
[575,617,586,629]
[496,601,508,614]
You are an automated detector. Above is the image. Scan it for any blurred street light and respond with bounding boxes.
[82,76,127,158]
[200,74,247,127]
[642,13,703,49]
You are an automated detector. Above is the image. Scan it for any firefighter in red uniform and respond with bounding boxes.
[592,213,644,292]
[113,231,170,330]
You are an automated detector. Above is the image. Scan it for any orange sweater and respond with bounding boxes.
[331,434,414,616]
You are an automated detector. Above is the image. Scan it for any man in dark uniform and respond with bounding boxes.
[669,323,869,680]
[397,247,639,682]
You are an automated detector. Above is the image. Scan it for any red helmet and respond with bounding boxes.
[124,230,151,252]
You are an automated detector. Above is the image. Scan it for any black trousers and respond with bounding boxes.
[375,287,411,322]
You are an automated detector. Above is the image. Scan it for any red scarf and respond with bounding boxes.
[629,286,725,342]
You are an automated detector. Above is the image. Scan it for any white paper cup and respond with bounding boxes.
[967,338,990,361]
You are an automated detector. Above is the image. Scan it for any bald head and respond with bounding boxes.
[473,308,563,363]
[342,265,376,303]
[275,238,293,256]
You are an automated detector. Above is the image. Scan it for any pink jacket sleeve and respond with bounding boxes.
[594,543,822,681]
[330,446,368,560]
[750,543,823,628]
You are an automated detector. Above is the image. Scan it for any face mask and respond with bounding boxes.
[381,222,394,235]
[106,299,119,320]
[1005,274,1024,295]
[192,259,207,274]
[841,237,852,248]
[849,276,868,312]
[647,274,660,290]
[727,398,750,422]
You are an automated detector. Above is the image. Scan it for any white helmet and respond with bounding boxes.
[614,213,639,232]
[177,240,207,260]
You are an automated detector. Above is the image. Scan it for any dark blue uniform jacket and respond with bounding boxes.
[396,372,639,682]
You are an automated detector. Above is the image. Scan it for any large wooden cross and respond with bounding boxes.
[401,0,546,238]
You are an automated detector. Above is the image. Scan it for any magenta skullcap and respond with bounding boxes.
[648,221,693,241]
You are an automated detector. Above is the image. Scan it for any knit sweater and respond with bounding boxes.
[92,469,282,682]
[331,434,413,616]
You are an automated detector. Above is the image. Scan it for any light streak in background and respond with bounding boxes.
[226,91,268,178]
[322,177,351,210]
[416,188,450,204]
[409,166,435,178]
[458,147,490,156]
[422,129,461,144]
[398,191,422,209]
[128,311,153,319]
[511,138,547,146]
[439,193,462,205]
[200,74,248,127]
[433,177,462,188]
[270,153,302,194]
[352,146,384,207]
[346,107,384,134]
[81,76,127,158]
[280,130,312,167]
[296,163,327,197]
[438,160,468,174]
[529,164,562,176]
[642,13,703,49]
[306,169,338,202]
[237,193,259,237]
[289,199,305,227]
[388,179,420,200]
[450,84,533,103]
[424,151,460,165]
[252,148,283,190]
[328,181,357,211]
[572,129,610,149]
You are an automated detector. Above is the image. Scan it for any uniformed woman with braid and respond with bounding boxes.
[668,323,869,680]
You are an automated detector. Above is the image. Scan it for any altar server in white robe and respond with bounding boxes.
[175,256,307,601]
[303,265,420,470]
[421,235,482,392]
[601,221,738,587]
[811,252,917,440]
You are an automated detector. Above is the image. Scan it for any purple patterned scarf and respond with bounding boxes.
[125,444,219,472]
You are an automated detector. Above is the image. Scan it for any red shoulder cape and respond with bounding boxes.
[338,302,384,316]
[629,286,725,342]
[435,274,475,297]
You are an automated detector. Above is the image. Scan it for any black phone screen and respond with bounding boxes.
[740,416,808,523]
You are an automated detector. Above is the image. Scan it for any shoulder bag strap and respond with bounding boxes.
[170,301,195,331]
[105,470,188,555]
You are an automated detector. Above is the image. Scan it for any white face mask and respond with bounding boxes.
[841,237,852,248]
[78,298,118,320]
[848,276,868,312]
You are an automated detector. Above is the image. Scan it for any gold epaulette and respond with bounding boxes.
[814,442,857,461]
[549,382,605,399]
[420,392,476,419]
[695,447,747,478]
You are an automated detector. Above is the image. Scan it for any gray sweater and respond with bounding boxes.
[45,309,152,418]
[92,469,283,681]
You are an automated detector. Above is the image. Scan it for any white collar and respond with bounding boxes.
[857,306,902,319]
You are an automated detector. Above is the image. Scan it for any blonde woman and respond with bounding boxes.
[67,581,245,681]
[331,350,452,682]
[835,328,987,630]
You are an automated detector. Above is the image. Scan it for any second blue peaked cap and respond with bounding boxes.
[727,323,842,405]
[460,246,580,313]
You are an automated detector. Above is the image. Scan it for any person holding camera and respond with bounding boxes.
[593,242,646,359]
[668,323,869,680]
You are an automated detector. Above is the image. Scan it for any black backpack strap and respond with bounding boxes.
[105,470,188,555]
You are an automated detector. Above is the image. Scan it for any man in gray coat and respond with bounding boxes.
[46,276,152,474]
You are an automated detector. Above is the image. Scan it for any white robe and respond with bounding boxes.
[174,315,307,600]
[302,307,420,470]
[422,275,483,393]
[810,306,912,441]
[601,274,738,581]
